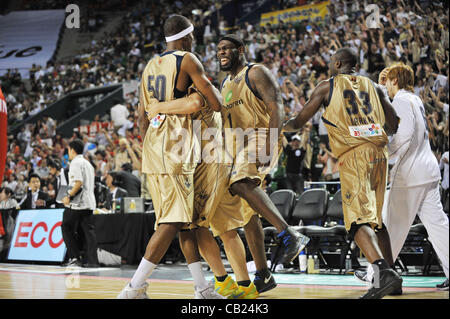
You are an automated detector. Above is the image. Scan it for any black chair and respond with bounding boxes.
[322,190,355,273]
[268,189,328,271]
[399,223,441,275]
[261,189,296,227]
[237,189,297,263]
[290,188,328,227]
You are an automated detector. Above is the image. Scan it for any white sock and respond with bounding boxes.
[130,258,156,288]
[188,261,208,289]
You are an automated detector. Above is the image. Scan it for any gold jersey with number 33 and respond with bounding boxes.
[321,74,388,158]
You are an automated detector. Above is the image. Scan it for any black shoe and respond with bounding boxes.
[359,269,402,299]
[355,269,402,295]
[389,286,403,295]
[436,279,449,291]
[253,271,277,293]
[82,263,100,268]
[278,227,310,264]
[62,258,82,267]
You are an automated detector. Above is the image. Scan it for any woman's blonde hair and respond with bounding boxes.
[386,62,414,92]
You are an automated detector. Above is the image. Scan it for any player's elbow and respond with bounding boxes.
[188,96,203,113]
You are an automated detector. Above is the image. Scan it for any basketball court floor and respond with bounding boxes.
[0,262,447,299]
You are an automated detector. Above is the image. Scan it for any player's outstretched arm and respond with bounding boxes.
[146,92,204,120]
[283,80,329,132]
[375,85,400,135]
[183,53,222,111]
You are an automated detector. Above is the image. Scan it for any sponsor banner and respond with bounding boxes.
[122,80,139,101]
[0,10,65,78]
[8,209,66,262]
[260,1,330,26]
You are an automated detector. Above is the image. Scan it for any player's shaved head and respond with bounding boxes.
[334,48,357,68]
[328,47,357,76]
[163,14,191,37]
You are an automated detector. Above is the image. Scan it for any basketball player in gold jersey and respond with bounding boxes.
[217,34,310,292]
[118,14,226,299]
[284,47,402,299]
[147,86,261,299]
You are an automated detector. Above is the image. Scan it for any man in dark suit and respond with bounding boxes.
[104,171,128,212]
[116,163,141,197]
[20,173,52,209]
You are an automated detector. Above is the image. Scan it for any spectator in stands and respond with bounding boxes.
[19,173,51,209]
[47,158,68,208]
[0,187,18,259]
[0,187,18,210]
[317,143,340,194]
[110,99,129,129]
[114,138,131,170]
[13,174,27,201]
[94,149,108,176]
[282,133,307,195]
[103,171,128,212]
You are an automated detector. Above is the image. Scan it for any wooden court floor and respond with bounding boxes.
[0,269,447,299]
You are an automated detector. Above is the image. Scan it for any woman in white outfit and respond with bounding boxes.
[356,63,449,292]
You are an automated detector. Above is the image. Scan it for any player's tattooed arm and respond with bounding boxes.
[183,53,223,112]
[375,85,399,135]
[283,80,329,132]
[248,64,285,162]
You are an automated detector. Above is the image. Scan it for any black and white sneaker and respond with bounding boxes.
[62,258,82,268]
[355,268,402,295]
[253,271,277,293]
[436,279,449,291]
[359,269,402,299]
[354,270,372,285]
[277,227,310,264]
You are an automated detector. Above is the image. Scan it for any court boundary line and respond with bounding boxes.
[0,269,442,292]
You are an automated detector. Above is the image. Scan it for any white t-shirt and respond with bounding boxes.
[110,104,129,127]
[68,155,96,210]
[388,89,441,188]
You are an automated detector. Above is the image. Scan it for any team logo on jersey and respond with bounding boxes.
[150,114,166,128]
[225,90,233,103]
[184,177,191,189]
[345,191,352,200]
[234,75,243,84]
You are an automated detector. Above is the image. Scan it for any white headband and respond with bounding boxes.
[165,24,194,42]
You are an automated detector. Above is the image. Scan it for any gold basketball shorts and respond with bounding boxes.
[192,161,244,237]
[146,173,194,230]
[338,143,388,232]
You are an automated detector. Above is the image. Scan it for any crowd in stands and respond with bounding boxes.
[1,0,448,213]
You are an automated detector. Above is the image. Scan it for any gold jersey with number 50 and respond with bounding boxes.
[140,50,199,175]
[321,74,389,158]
